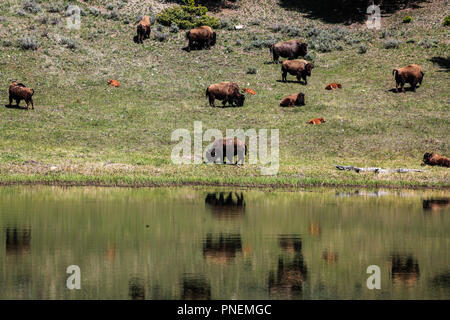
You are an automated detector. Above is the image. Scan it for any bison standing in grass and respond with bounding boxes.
[8,81,34,109]
[270,40,307,64]
[281,59,313,84]
[186,26,216,52]
[423,152,450,167]
[393,64,424,92]
[280,92,305,107]
[206,137,247,165]
[206,82,245,107]
[136,16,151,44]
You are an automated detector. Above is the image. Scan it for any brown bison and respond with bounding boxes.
[107,79,120,87]
[8,81,34,109]
[136,15,151,44]
[206,137,247,165]
[206,82,245,107]
[307,117,326,125]
[280,92,305,107]
[281,59,313,84]
[186,25,216,52]
[270,39,308,64]
[393,64,424,92]
[325,83,342,90]
[423,152,450,167]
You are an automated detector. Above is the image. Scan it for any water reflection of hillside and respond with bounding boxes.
[205,192,245,219]
[268,235,308,299]
[203,233,242,265]
[6,227,31,257]
[391,254,420,288]
[181,274,211,300]
[422,199,450,212]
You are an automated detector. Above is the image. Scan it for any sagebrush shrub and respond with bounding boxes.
[18,37,40,50]
[383,39,401,49]
[23,0,41,14]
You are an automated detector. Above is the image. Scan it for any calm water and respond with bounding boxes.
[0,186,449,300]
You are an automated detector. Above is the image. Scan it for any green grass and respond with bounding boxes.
[0,0,448,189]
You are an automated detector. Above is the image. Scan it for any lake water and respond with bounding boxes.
[0,186,448,300]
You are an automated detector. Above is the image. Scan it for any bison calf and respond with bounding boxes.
[136,16,151,44]
[325,83,342,90]
[9,81,34,110]
[280,92,305,107]
[270,39,307,64]
[423,152,449,167]
[206,82,245,108]
[393,64,424,92]
[186,26,216,52]
[206,137,247,165]
[281,59,313,84]
[307,117,326,124]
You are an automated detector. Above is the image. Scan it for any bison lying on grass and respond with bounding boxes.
[393,64,424,92]
[107,79,120,87]
[281,59,313,84]
[270,39,307,64]
[423,152,449,167]
[280,92,305,107]
[136,16,151,44]
[206,137,247,165]
[186,26,216,52]
[325,83,342,90]
[308,117,326,124]
[8,81,34,109]
[206,82,245,107]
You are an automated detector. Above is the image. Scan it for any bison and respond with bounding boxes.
[307,117,326,124]
[206,137,247,165]
[392,64,424,92]
[186,25,216,52]
[325,83,342,90]
[136,15,151,44]
[281,59,313,84]
[270,39,308,64]
[280,92,305,107]
[8,81,34,109]
[107,79,120,87]
[206,82,245,107]
[423,152,449,167]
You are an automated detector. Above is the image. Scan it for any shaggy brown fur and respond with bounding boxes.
[270,39,308,64]
[280,92,305,107]
[423,152,450,167]
[307,117,326,125]
[281,59,313,84]
[9,81,34,109]
[206,137,247,165]
[136,16,151,44]
[325,83,342,90]
[392,64,424,92]
[186,26,216,52]
[206,82,245,107]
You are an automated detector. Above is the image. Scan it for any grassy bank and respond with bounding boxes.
[0,0,448,189]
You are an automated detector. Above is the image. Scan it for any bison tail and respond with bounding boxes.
[31,89,35,96]
[205,87,209,98]
[392,69,398,77]
[211,32,216,46]
[185,30,190,39]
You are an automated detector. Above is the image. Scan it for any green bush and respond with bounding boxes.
[383,39,401,49]
[402,16,412,23]
[157,4,220,29]
[444,15,450,26]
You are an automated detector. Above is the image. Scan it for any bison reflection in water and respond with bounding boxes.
[205,192,245,219]
[391,254,420,288]
[181,274,211,300]
[6,227,31,256]
[203,233,242,265]
[423,199,450,213]
[269,235,308,299]
[128,277,145,300]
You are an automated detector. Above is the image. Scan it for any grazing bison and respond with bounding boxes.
[136,15,151,44]
[186,26,216,52]
[281,59,313,84]
[107,79,120,87]
[270,39,308,64]
[280,92,305,107]
[325,83,342,90]
[206,82,245,107]
[392,64,424,92]
[206,137,247,165]
[423,152,450,167]
[307,117,326,124]
[8,81,34,109]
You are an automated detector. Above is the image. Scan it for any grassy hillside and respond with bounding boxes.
[0,0,449,188]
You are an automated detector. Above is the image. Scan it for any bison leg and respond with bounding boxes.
[187,39,193,52]
[411,81,417,92]
[282,71,287,82]
[30,97,34,110]
[15,99,21,106]
[208,94,215,107]
[273,52,279,64]
[401,82,405,93]
[9,95,12,106]
[395,81,399,93]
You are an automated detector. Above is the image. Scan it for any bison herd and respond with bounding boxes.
[5,18,447,168]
